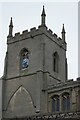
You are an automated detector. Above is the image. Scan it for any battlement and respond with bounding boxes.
[7,25,66,50]
[48,77,80,91]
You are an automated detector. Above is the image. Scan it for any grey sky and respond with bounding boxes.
[0,2,78,80]
[78,1,80,77]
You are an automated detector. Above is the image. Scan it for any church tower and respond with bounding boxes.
[2,6,67,118]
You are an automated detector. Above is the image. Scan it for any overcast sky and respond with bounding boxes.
[0,1,78,80]
[78,1,80,76]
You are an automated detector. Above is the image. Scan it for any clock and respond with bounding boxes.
[22,57,29,69]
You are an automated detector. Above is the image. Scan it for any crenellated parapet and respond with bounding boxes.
[7,25,67,50]
[48,78,80,91]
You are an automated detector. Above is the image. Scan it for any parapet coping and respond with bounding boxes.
[48,78,80,91]
[7,25,66,50]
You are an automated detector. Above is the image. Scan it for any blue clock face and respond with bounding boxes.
[22,58,29,69]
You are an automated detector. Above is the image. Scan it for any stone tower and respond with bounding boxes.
[2,6,67,118]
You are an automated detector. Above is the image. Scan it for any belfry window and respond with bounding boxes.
[53,52,59,73]
[20,48,29,70]
[52,95,60,112]
[62,93,70,111]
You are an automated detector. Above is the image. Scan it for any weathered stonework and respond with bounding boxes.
[1,6,80,120]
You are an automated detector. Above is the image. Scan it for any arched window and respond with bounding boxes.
[20,48,29,70]
[62,92,70,111]
[53,52,59,73]
[52,95,60,112]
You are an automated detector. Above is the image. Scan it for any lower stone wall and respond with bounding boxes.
[2,118,80,120]
[2,111,80,120]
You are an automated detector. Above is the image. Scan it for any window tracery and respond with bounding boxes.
[62,92,70,111]
[52,95,60,112]
[20,48,29,70]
